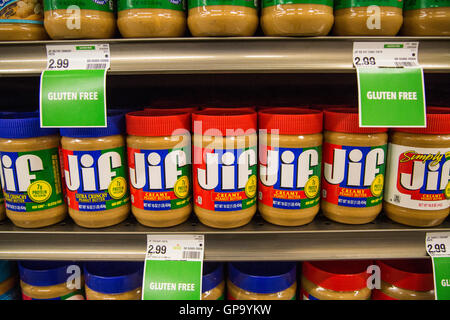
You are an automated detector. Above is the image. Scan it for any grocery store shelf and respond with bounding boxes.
[0,37,449,76]
[0,213,444,261]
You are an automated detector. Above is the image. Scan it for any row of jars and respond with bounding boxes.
[0,106,448,229]
[0,0,449,41]
[0,258,435,300]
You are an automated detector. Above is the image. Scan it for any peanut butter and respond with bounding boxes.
[402,1,450,36]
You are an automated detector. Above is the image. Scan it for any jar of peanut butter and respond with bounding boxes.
[117,0,186,38]
[227,262,297,300]
[192,109,257,229]
[402,0,450,36]
[333,0,403,36]
[84,262,143,300]
[19,261,84,300]
[372,259,434,300]
[0,261,20,300]
[60,113,130,229]
[261,0,334,36]
[0,113,66,228]
[126,110,192,227]
[258,108,323,227]
[187,0,259,36]
[0,0,48,40]
[301,260,372,300]
[202,262,224,300]
[322,108,388,225]
[384,108,450,227]
[43,0,116,39]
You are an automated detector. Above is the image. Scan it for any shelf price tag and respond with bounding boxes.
[353,42,426,128]
[40,44,111,128]
[142,234,204,300]
[426,232,450,300]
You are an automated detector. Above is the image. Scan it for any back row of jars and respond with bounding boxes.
[1,0,449,41]
[0,106,448,229]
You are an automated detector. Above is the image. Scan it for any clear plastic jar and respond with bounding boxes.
[192,109,257,229]
[0,0,48,40]
[258,108,323,227]
[261,0,334,36]
[0,113,67,228]
[202,262,225,300]
[126,110,192,228]
[117,0,186,37]
[402,0,450,36]
[384,107,450,227]
[19,261,84,300]
[227,262,297,300]
[84,262,143,300]
[60,113,130,229]
[333,0,403,36]
[321,108,388,225]
[372,259,434,300]
[301,260,372,300]
[43,0,116,39]
[0,261,20,300]
[187,0,259,36]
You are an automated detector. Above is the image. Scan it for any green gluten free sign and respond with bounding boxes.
[40,69,107,127]
[357,67,426,127]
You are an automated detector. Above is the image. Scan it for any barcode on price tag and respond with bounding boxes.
[46,44,111,70]
[145,235,204,261]
[426,232,450,257]
[353,42,419,68]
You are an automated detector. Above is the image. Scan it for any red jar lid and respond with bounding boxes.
[126,110,190,137]
[192,109,257,136]
[302,260,371,292]
[144,106,199,114]
[376,259,434,292]
[258,108,323,135]
[392,107,450,135]
[324,108,388,134]
[201,107,256,113]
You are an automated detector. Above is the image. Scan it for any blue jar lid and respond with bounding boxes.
[0,261,16,283]
[202,263,224,293]
[18,261,81,287]
[84,262,144,294]
[0,113,59,139]
[228,262,297,294]
[60,112,125,138]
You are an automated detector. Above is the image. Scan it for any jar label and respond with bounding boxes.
[193,146,257,212]
[322,142,387,208]
[43,0,113,11]
[371,289,397,300]
[0,148,64,213]
[262,0,332,8]
[259,145,321,210]
[62,146,129,212]
[0,0,44,25]
[300,288,319,300]
[384,143,450,211]
[188,0,257,10]
[128,146,191,211]
[22,290,84,300]
[118,0,185,11]
[404,0,450,10]
[335,0,404,10]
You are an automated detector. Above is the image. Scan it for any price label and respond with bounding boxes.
[426,233,450,257]
[426,232,450,300]
[46,44,111,70]
[142,235,204,300]
[353,42,419,68]
[145,235,204,261]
